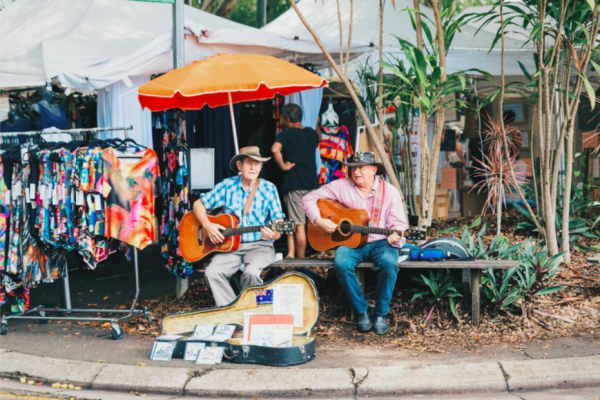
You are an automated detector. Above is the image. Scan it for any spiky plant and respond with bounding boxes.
[471,151,529,214]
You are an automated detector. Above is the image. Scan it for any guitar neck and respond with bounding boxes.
[223,225,267,237]
[350,225,408,237]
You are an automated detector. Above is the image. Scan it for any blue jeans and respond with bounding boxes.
[334,240,399,316]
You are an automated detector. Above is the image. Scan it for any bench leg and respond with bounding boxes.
[462,268,472,292]
[470,269,481,326]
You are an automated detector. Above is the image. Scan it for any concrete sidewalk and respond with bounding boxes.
[1,347,599,398]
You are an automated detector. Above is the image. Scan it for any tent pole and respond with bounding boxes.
[228,92,239,153]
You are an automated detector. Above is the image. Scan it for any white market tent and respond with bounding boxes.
[0,0,323,91]
[0,0,324,147]
[263,0,537,77]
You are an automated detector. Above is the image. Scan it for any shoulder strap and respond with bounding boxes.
[370,178,386,226]
[243,179,260,216]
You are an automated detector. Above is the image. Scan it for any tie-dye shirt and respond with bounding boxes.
[0,153,7,271]
[101,148,161,250]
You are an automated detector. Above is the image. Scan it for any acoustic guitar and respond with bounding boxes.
[307,199,426,252]
[179,212,295,262]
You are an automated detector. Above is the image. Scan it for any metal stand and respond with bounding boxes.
[0,126,152,339]
[1,248,151,340]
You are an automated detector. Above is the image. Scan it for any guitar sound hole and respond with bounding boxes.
[198,229,203,242]
[339,220,352,235]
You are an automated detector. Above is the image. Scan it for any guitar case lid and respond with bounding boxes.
[161,272,320,337]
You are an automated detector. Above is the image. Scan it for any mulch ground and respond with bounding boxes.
[119,210,599,352]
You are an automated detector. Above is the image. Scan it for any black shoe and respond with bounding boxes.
[374,315,388,335]
[356,312,373,333]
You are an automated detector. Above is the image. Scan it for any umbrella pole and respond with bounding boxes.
[228,92,239,153]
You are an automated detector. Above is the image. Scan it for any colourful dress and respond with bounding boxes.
[101,148,161,250]
[318,125,353,184]
[0,153,7,271]
[160,128,192,278]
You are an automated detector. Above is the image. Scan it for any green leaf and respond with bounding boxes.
[518,61,533,81]
[534,286,565,296]
[380,60,412,85]
[411,291,431,302]
[419,96,432,109]
[591,60,600,78]
[438,226,461,234]
[581,73,595,111]
[584,0,596,12]
[459,75,466,91]
[469,216,482,229]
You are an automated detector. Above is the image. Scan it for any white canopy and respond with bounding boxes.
[263,0,537,76]
[0,0,323,90]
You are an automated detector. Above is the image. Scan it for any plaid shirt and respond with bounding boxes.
[200,176,285,243]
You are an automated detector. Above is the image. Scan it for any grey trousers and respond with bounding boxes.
[204,241,275,307]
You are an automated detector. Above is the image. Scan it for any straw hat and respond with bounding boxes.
[230,146,271,172]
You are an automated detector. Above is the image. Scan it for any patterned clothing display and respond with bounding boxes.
[101,148,161,250]
[200,176,286,243]
[318,125,353,184]
[0,139,160,312]
[160,127,192,278]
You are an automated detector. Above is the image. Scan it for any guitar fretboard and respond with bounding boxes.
[222,225,268,237]
[349,225,406,237]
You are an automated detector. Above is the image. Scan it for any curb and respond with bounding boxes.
[1,349,599,397]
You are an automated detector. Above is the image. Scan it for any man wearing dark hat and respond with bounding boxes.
[302,152,408,335]
[193,146,286,306]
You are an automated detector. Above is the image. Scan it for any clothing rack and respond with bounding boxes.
[1,125,151,340]
[0,126,133,137]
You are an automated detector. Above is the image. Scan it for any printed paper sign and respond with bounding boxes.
[195,346,225,365]
[273,284,304,327]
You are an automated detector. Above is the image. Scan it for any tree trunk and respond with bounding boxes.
[561,122,574,263]
[423,0,447,228]
[344,0,354,75]
[335,0,344,67]
[376,0,385,158]
[412,0,429,229]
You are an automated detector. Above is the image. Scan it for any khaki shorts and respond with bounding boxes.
[284,190,311,225]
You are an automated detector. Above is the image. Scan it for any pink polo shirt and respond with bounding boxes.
[302,177,409,248]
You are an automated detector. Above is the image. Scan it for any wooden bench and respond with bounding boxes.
[268,258,519,326]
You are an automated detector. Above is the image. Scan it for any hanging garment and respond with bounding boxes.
[160,127,192,278]
[1,117,36,133]
[101,147,161,250]
[0,153,8,271]
[35,103,68,130]
[318,125,353,184]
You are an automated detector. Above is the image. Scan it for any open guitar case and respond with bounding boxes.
[161,272,320,366]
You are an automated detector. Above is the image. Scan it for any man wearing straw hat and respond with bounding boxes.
[302,151,409,335]
[193,146,286,307]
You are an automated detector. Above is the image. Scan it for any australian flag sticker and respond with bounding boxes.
[255,289,273,305]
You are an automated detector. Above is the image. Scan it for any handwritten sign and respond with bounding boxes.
[583,131,599,149]
[440,168,457,190]
[522,158,533,177]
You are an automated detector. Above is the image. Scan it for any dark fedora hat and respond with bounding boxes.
[343,151,385,175]
[230,146,271,172]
